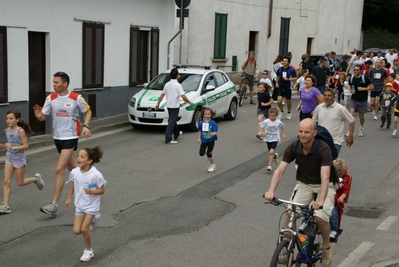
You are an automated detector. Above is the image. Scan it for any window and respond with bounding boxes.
[214,13,228,59]
[83,22,104,88]
[279,18,291,56]
[214,72,227,87]
[129,27,160,86]
[0,26,7,102]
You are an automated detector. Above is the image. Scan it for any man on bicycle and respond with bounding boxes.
[238,51,259,105]
[264,118,336,267]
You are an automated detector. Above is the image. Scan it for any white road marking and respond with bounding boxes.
[337,241,374,267]
[376,216,398,231]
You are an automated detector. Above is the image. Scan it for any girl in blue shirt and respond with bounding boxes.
[197,107,218,173]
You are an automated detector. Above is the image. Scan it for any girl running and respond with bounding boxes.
[65,146,106,262]
[0,110,43,214]
[197,107,218,173]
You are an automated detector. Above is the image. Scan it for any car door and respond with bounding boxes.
[201,73,219,112]
[213,71,230,114]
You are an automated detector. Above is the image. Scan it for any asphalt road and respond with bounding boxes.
[0,97,398,267]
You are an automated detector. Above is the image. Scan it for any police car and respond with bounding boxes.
[128,65,238,131]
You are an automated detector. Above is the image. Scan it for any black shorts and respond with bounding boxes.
[267,141,278,151]
[370,91,381,98]
[278,88,292,99]
[54,139,78,154]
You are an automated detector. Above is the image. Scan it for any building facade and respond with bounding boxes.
[0,0,175,134]
[174,0,364,74]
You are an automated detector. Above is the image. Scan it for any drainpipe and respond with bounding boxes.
[167,30,181,69]
[268,0,273,38]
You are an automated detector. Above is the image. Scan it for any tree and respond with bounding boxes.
[363,0,399,34]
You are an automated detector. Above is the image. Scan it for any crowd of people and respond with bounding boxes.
[238,48,399,267]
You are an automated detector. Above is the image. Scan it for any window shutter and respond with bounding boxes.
[214,13,227,59]
[150,28,159,80]
[279,18,291,56]
[82,23,104,88]
[0,26,8,103]
[129,26,140,86]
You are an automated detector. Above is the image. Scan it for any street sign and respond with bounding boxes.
[175,0,190,8]
[176,9,189,18]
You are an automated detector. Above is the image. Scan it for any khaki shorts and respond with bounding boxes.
[289,181,336,222]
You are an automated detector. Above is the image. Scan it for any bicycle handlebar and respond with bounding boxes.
[263,196,323,211]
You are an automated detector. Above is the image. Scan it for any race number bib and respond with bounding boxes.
[282,72,287,78]
[202,123,209,132]
[374,73,381,79]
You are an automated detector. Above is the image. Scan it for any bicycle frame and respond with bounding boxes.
[271,198,322,266]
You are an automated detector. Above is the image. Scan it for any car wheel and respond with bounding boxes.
[188,107,202,132]
[224,99,238,120]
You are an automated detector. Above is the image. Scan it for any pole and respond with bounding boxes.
[179,0,183,64]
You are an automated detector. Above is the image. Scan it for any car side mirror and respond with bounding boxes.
[206,85,216,91]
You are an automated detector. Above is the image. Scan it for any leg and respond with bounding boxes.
[286,99,292,113]
[330,206,339,232]
[53,148,75,205]
[165,108,179,143]
[268,148,275,166]
[277,95,284,112]
[316,216,332,249]
[394,116,399,130]
[14,166,37,187]
[359,112,365,127]
[2,164,14,206]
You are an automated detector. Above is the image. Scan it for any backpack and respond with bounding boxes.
[243,58,257,69]
[350,74,365,85]
[293,125,339,184]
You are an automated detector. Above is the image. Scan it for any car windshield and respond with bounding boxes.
[146,73,202,92]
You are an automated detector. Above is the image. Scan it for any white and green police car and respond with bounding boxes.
[128,65,238,131]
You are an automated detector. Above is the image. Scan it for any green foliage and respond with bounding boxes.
[363,0,399,34]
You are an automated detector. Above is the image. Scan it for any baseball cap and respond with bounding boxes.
[385,82,393,87]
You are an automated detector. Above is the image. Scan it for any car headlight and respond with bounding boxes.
[129,97,137,108]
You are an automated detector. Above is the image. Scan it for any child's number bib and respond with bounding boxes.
[202,123,209,132]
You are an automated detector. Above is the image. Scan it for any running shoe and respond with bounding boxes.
[373,115,378,120]
[250,100,256,105]
[166,140,178,144]
[330,230,337,239]
[393,130,397,136]
[0,203,11,214]
[34,173,44,190]
[358,127,364,137]
[256,133,263,140]
[287,113,291,120]
[80,249,94,262]
[273,153,279,165]
[40,203,58,216]
[207,164,216,173]
[267,166,272,172]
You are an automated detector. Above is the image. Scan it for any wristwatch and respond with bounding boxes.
[83,124,90,130]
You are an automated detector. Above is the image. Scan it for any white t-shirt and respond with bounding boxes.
[259,118,285,142]
[385,53,398,68]
[70,166,107,213]
[162,79,185,108]
[42,92,90,140]
[259,78,272,87]
[296,76,306,91]
[372,56,384,65]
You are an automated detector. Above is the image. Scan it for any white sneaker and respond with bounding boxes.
[373,115,378,120]
[167,140,178,144]
[80,249,94,262]
[330,230,337,239]
[90,214,101,230]
[344,132,349,137]
[207,164,216,173]
[273,153,279,165]
[358,127,364,137]
[278,111,284,119]
[287,113,291,120]
[393,130,397,136]
[256,133,263,140]
[267,166,272,172]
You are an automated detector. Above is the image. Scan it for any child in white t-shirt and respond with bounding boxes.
[259,70,272,88]
[343,76,352,108]
[293,69,308,100]
[65,146,107,262]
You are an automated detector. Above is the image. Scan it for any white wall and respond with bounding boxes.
[175,0,364,73]
[0,0,175,100]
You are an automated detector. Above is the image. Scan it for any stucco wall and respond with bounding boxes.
[175,0,364,73]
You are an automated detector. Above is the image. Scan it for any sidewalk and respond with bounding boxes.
[0,113,130,156]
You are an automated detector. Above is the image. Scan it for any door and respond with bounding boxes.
[28,32,46,135]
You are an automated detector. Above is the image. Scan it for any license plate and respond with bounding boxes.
[142,112,156,118]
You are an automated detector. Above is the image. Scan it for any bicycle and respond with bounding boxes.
[238,73,253,106]
[266,197,323,267]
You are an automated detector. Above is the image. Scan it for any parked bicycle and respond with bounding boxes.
[266,197,323,267]
[238,73,253,106]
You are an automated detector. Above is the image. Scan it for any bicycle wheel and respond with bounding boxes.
[239,84,247,106]
[269,239,295,267]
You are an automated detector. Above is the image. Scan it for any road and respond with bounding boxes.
[0,97,398,267]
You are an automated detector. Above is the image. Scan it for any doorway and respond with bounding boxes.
[248,31,258,53]
[28,32,46,135]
